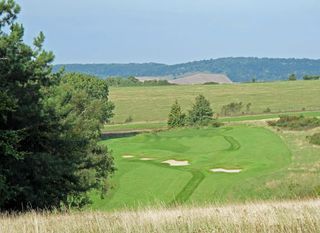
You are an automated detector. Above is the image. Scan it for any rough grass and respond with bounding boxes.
[109,80,320,123]
[2,199,320,233]
[103,111,320,133]
[268,115,320,130]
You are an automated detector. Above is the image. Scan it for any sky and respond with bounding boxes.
[17,0,320,64]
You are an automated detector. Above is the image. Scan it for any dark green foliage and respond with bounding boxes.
[263,107,271,113]
[303,75,320,80]
[308,133,320,145]
[288,74,297,81]
[268,115,320,130]
[57,72,115,124]
[105,76,172,87]
[0,1,114,211]
[203,82,218,85]
[54,58,320,82]
[221,102,244,116]
[246,103,252,113]
[167,101,186,128]
[124,116,133,123]
[188,95,214,126]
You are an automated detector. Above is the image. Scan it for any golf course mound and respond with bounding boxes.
[92,125,291,210]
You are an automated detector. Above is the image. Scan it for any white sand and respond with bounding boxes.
[122,155,134,158]
[140,158,154,161]
[162,160,190,166]
[210,168,241,173]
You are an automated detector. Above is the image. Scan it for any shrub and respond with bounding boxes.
[303,75,320,80]
[268,115,320,130]
[167,100,186,128]
[288,74,297,81]
[124,115,133,123]
[308,133,320,145]
[221,102,243,116]
[263,107,271,113]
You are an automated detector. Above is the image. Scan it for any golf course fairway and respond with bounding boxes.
[91,125,292,210]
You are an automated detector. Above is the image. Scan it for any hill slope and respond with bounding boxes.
[53,57,320,82]
[109,80,320,123]
[168,73,232,84]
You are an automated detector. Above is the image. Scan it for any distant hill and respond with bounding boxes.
[53,57,320,82]
[168,73,232,85]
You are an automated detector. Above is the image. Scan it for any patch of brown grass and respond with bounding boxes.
[1,199,320,233]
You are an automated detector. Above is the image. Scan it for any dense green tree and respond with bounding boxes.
[104,76,172,87]
[303,75,320,80]
[221,102,243,116]
[188,95,214,126]
[167,100,186,128]
[0,0,114,211]
[288,74,297,81]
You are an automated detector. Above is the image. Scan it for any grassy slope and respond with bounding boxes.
[109,80,320,123]
[92,126,292,210]
[103,111,320,132]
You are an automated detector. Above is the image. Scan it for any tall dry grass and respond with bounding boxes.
[1,199,320,233]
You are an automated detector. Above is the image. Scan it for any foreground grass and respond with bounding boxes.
[2,199,320,233]
[109,80,320,123]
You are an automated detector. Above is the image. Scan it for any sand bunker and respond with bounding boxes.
[162,160,190,166]
[122,155,134,158]
[140,158,154,161]
[210,168,241,173]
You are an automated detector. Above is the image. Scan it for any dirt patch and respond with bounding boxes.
[162,160,190,166]
[122,155,134,158]
[210,168,241,173]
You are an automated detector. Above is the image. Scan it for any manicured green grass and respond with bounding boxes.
[109,80,320,123]
[91,125,292,210]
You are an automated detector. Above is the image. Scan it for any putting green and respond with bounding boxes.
[90,125,291,210]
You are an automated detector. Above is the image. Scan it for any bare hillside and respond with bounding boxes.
[168,73,232,85]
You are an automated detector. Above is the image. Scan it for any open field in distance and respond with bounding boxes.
[109,80,320,123]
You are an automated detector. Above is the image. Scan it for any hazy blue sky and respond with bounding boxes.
[17,0,320,64]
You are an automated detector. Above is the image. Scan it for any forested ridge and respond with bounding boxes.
[54,57,320,82]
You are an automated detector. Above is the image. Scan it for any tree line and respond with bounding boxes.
[54,58,320,83]
[105,76,173,87]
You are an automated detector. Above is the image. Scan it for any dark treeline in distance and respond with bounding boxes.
[54,58,320,82]
[105,76,173,87]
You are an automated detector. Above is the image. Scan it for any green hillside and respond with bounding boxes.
[109,80,320,123]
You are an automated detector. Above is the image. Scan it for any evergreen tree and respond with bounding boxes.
[288,74,297,81]
[167,100,185,128]
[188,95,214,126]
[0,0,114,211]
